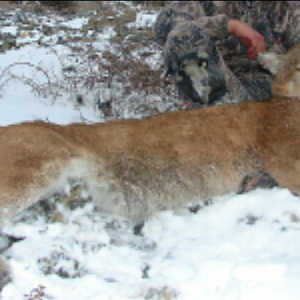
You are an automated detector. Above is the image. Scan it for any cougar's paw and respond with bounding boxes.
[258,52,283,76]
[0,258,11,291]
[238,172,278,194]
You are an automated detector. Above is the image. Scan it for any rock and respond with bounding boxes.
[118,9,136,24]
[42,24,54,36]
[291,214,300,223]
[144,287,178,300]
[0,33,17,52]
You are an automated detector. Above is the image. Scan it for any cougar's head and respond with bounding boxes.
[174,55,228,107]
[259,44,300,98]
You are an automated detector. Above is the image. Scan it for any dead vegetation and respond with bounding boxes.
[9,1,76,9]
[0,1,184,120]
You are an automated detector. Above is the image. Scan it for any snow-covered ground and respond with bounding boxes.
[1,2,300,300]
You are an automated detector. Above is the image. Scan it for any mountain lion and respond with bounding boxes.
[0,44,300,289]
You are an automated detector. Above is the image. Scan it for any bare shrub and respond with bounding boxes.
[0,62,57,99]
[41,1,76,10]
[8,1,77,10]
[24,285,46,300]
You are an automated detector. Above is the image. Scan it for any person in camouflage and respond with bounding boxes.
[154,1,300,107]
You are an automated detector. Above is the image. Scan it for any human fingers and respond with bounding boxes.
[246,46,258,60]
[246,34,266,59]
[255,34,266,53]
[246,42,264,59]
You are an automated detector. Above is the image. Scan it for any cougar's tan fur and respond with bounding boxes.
[1,44,300,288]
[1,46,300,225]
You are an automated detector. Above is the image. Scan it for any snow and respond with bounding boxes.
[61,17,89,29]
[1,26,18,36]
[130,11,157,28]
[0,44,101,125]
[1,3,300,300]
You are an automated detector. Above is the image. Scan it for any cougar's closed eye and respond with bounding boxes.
[178,70,186,77]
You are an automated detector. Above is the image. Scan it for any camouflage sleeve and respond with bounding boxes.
[153,6,173,46]
[283,2,300,49]
[193,14,229,41]
[154,1,229,47]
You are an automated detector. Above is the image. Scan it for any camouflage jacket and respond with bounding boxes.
[154,1,300,102]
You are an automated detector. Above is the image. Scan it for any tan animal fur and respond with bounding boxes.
[1,44,300,288]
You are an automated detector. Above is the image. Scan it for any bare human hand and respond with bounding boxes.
[228,19,266,60]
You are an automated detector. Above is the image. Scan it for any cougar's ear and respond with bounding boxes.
[258,52,284,76]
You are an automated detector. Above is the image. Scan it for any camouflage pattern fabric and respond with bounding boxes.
[154,1,300,104]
